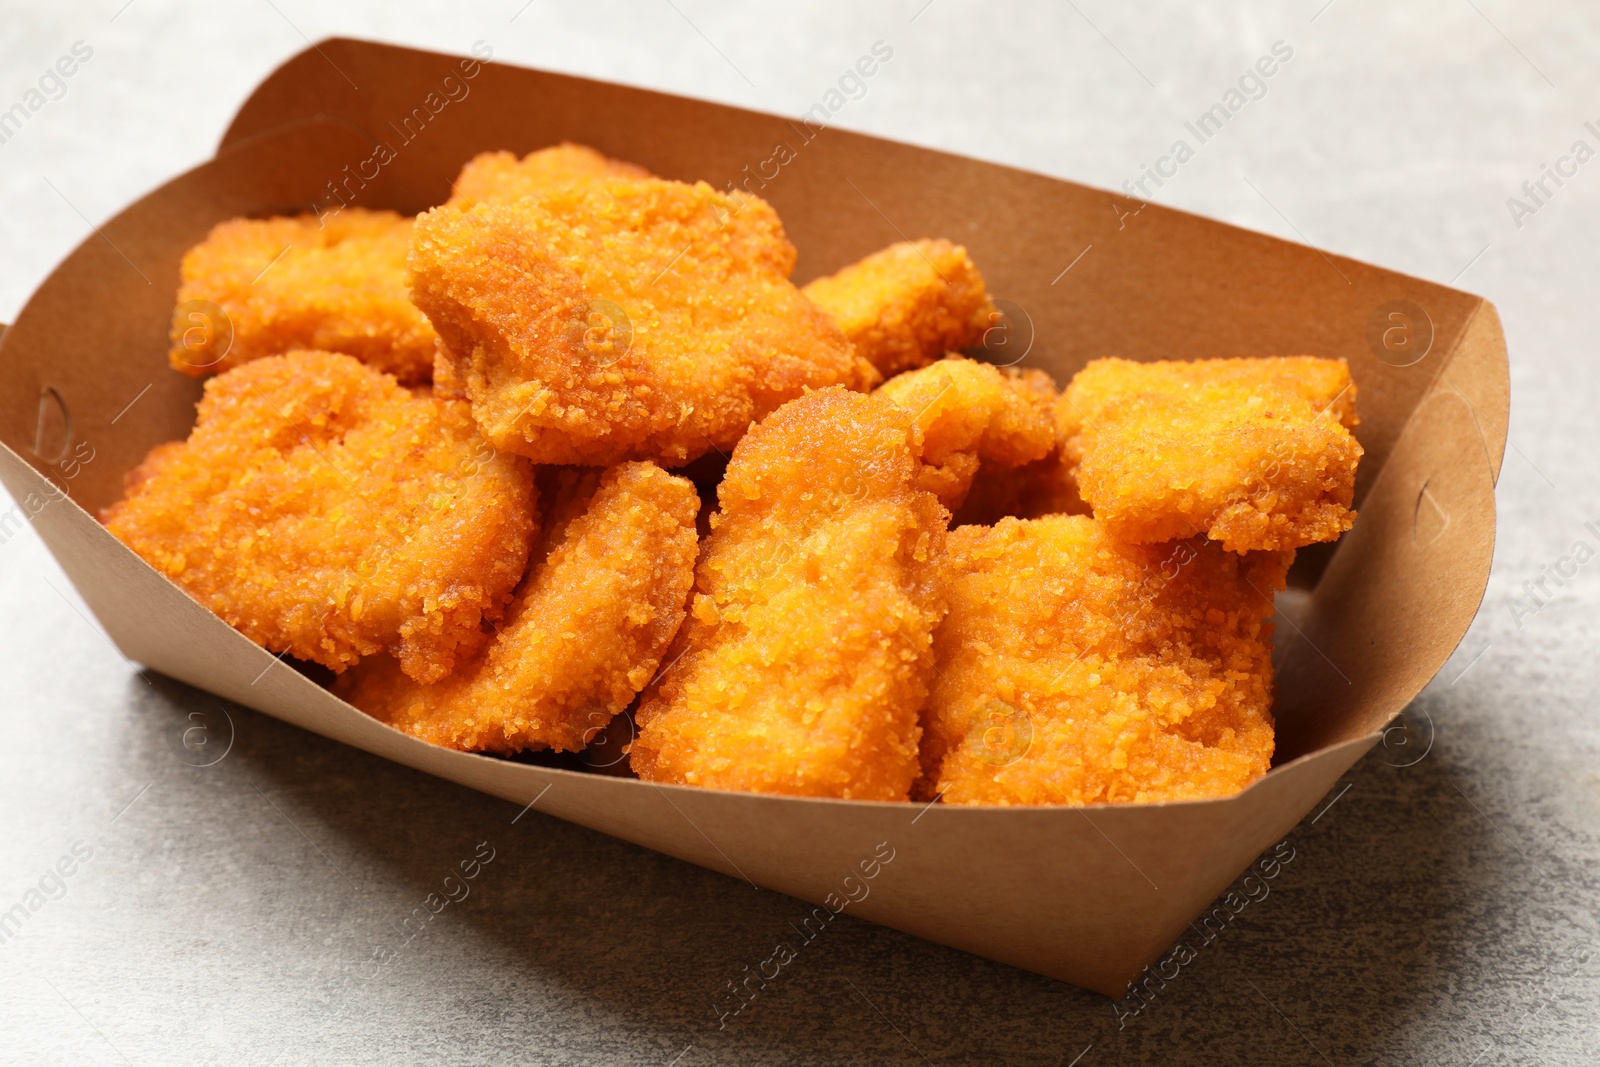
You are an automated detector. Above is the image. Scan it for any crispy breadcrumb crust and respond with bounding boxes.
[630,387,948,800]
[950,455,1091,527]
[446,143,652,208]
[430,338,467,400]
[876,357,1057,510]
[410,177,877,466]
[102,351,535,683]
[925,516,1289,806]
[169,210,437,383]
[433,141,653,401]
[943,365,1090,524]
[801,239,997,376]
[1057,357,1362,552]
[335,462,699,754]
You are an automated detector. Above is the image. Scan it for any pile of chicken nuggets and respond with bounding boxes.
[102,142,1363,807]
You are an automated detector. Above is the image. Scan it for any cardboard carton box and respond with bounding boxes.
[0,39,1505,996]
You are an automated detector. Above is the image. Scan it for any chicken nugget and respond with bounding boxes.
[170,209,437,382]
[102,351,535,683]
[446,143,652,207]
[802,239,997,376]
[336,461,699,754]
[925,515,1288,806]
[1058,357,1361,552]
[630,387,948,800]
[410,177,877,466]
[876,356,1057,510]
[950,455,1090,527]
[948,366,1090,524]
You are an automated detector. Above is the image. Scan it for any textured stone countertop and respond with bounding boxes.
[2,2,1596,1064]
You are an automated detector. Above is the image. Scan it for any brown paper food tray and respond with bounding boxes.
[0,39,1506,997]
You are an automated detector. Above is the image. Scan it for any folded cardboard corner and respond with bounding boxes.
[0,39,1506,997]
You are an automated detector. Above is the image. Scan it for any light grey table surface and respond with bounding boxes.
[2,2,1597,1064]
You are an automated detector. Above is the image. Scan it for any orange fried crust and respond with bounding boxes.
[410,177,877,466]
[169,210,437,383]
[801,239,997,376]
[876,357,1057,511]
[446,143,652,207]
[630,387,948,800]
[949,367,1089,525]
[335,462,699,754]
[430,339,466,401]
[925,516,1289,806]
[951,456,1091,527]
[949,366,1089,525]
[102,351,535,683]
[1058,357,1362,552]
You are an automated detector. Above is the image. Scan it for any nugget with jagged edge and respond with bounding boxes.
[630,387,948,800]
[336,462,699,754]
[875,356,1057,511]
[102,351,535,683]
[949,455,1091,527]
[410,177,877,466]
[169,209,437,383]
[1058,357,1361,552]
[802,239,997,376]
[924,515,1289,806]
[947,365,1090,525]
[430,338,467,400]
[446,143,652,208]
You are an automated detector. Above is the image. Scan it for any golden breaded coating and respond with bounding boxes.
[410,177,877,466]
[948,366,1088,524]
[446,143,651,207]
[430,339,467,401]
[925,516,1289,806]
[802,239,997,376]
[631,387,948,800]
[876,357,1057,510]
[1058,357,1362,552]
[951,456,1090,527]
[335,462,699,754]
[533,465,608,548]
[169,209,437,382]
[102,351,535,683]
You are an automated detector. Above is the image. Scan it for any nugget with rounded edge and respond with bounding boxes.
[410,177,877,466]
[876,356,1057,510]
[925,515,1288,806]
[169,209,437,382]
[1058,357,1361,552]
[102,351,536,683]
[336,461,699,754]
[446,143,651,207]
[630,387,948,800]
[802,239,997,376]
